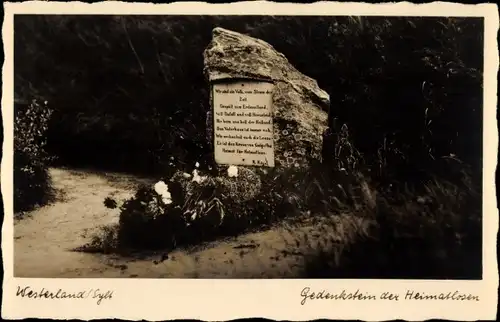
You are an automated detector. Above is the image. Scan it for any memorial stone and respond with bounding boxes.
[204,27,330,169]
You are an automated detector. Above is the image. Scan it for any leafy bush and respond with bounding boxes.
[116,174,224,250]
[114,168,269,250]
[14,99,54,212]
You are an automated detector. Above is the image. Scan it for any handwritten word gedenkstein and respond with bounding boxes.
[300,287,377,305]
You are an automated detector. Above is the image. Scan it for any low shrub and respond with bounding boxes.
[14,98,54,212]
[116,173,223,250]
[113,167,278,250]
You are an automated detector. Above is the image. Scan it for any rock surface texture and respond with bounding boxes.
[204,27,330,168]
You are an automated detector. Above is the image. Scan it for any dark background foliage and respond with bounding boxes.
[14,15,483,182]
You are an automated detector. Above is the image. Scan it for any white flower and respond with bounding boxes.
[182,172,192,179]
[154,181,169,195]
[192,169,206,184]
[227,165,238,178]
[195,162,200,168]
[154,181,173,205]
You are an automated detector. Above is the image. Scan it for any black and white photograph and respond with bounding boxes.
[1,1,498,320]
[6,6,490,279]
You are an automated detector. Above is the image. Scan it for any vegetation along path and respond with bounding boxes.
[14,168,345,278]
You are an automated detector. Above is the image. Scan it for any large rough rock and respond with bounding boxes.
[204,27,330,168]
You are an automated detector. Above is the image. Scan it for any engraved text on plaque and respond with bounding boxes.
[212,81,275,167]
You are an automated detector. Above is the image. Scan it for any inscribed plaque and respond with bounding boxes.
[212,81,275,167]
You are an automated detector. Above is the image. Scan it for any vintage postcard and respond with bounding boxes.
[1,1,498,320]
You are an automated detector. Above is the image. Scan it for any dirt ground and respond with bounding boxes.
[14,168,335,278]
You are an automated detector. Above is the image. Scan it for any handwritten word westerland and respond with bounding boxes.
[16,286,113,305]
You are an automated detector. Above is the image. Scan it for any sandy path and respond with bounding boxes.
[14,168,332,278]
